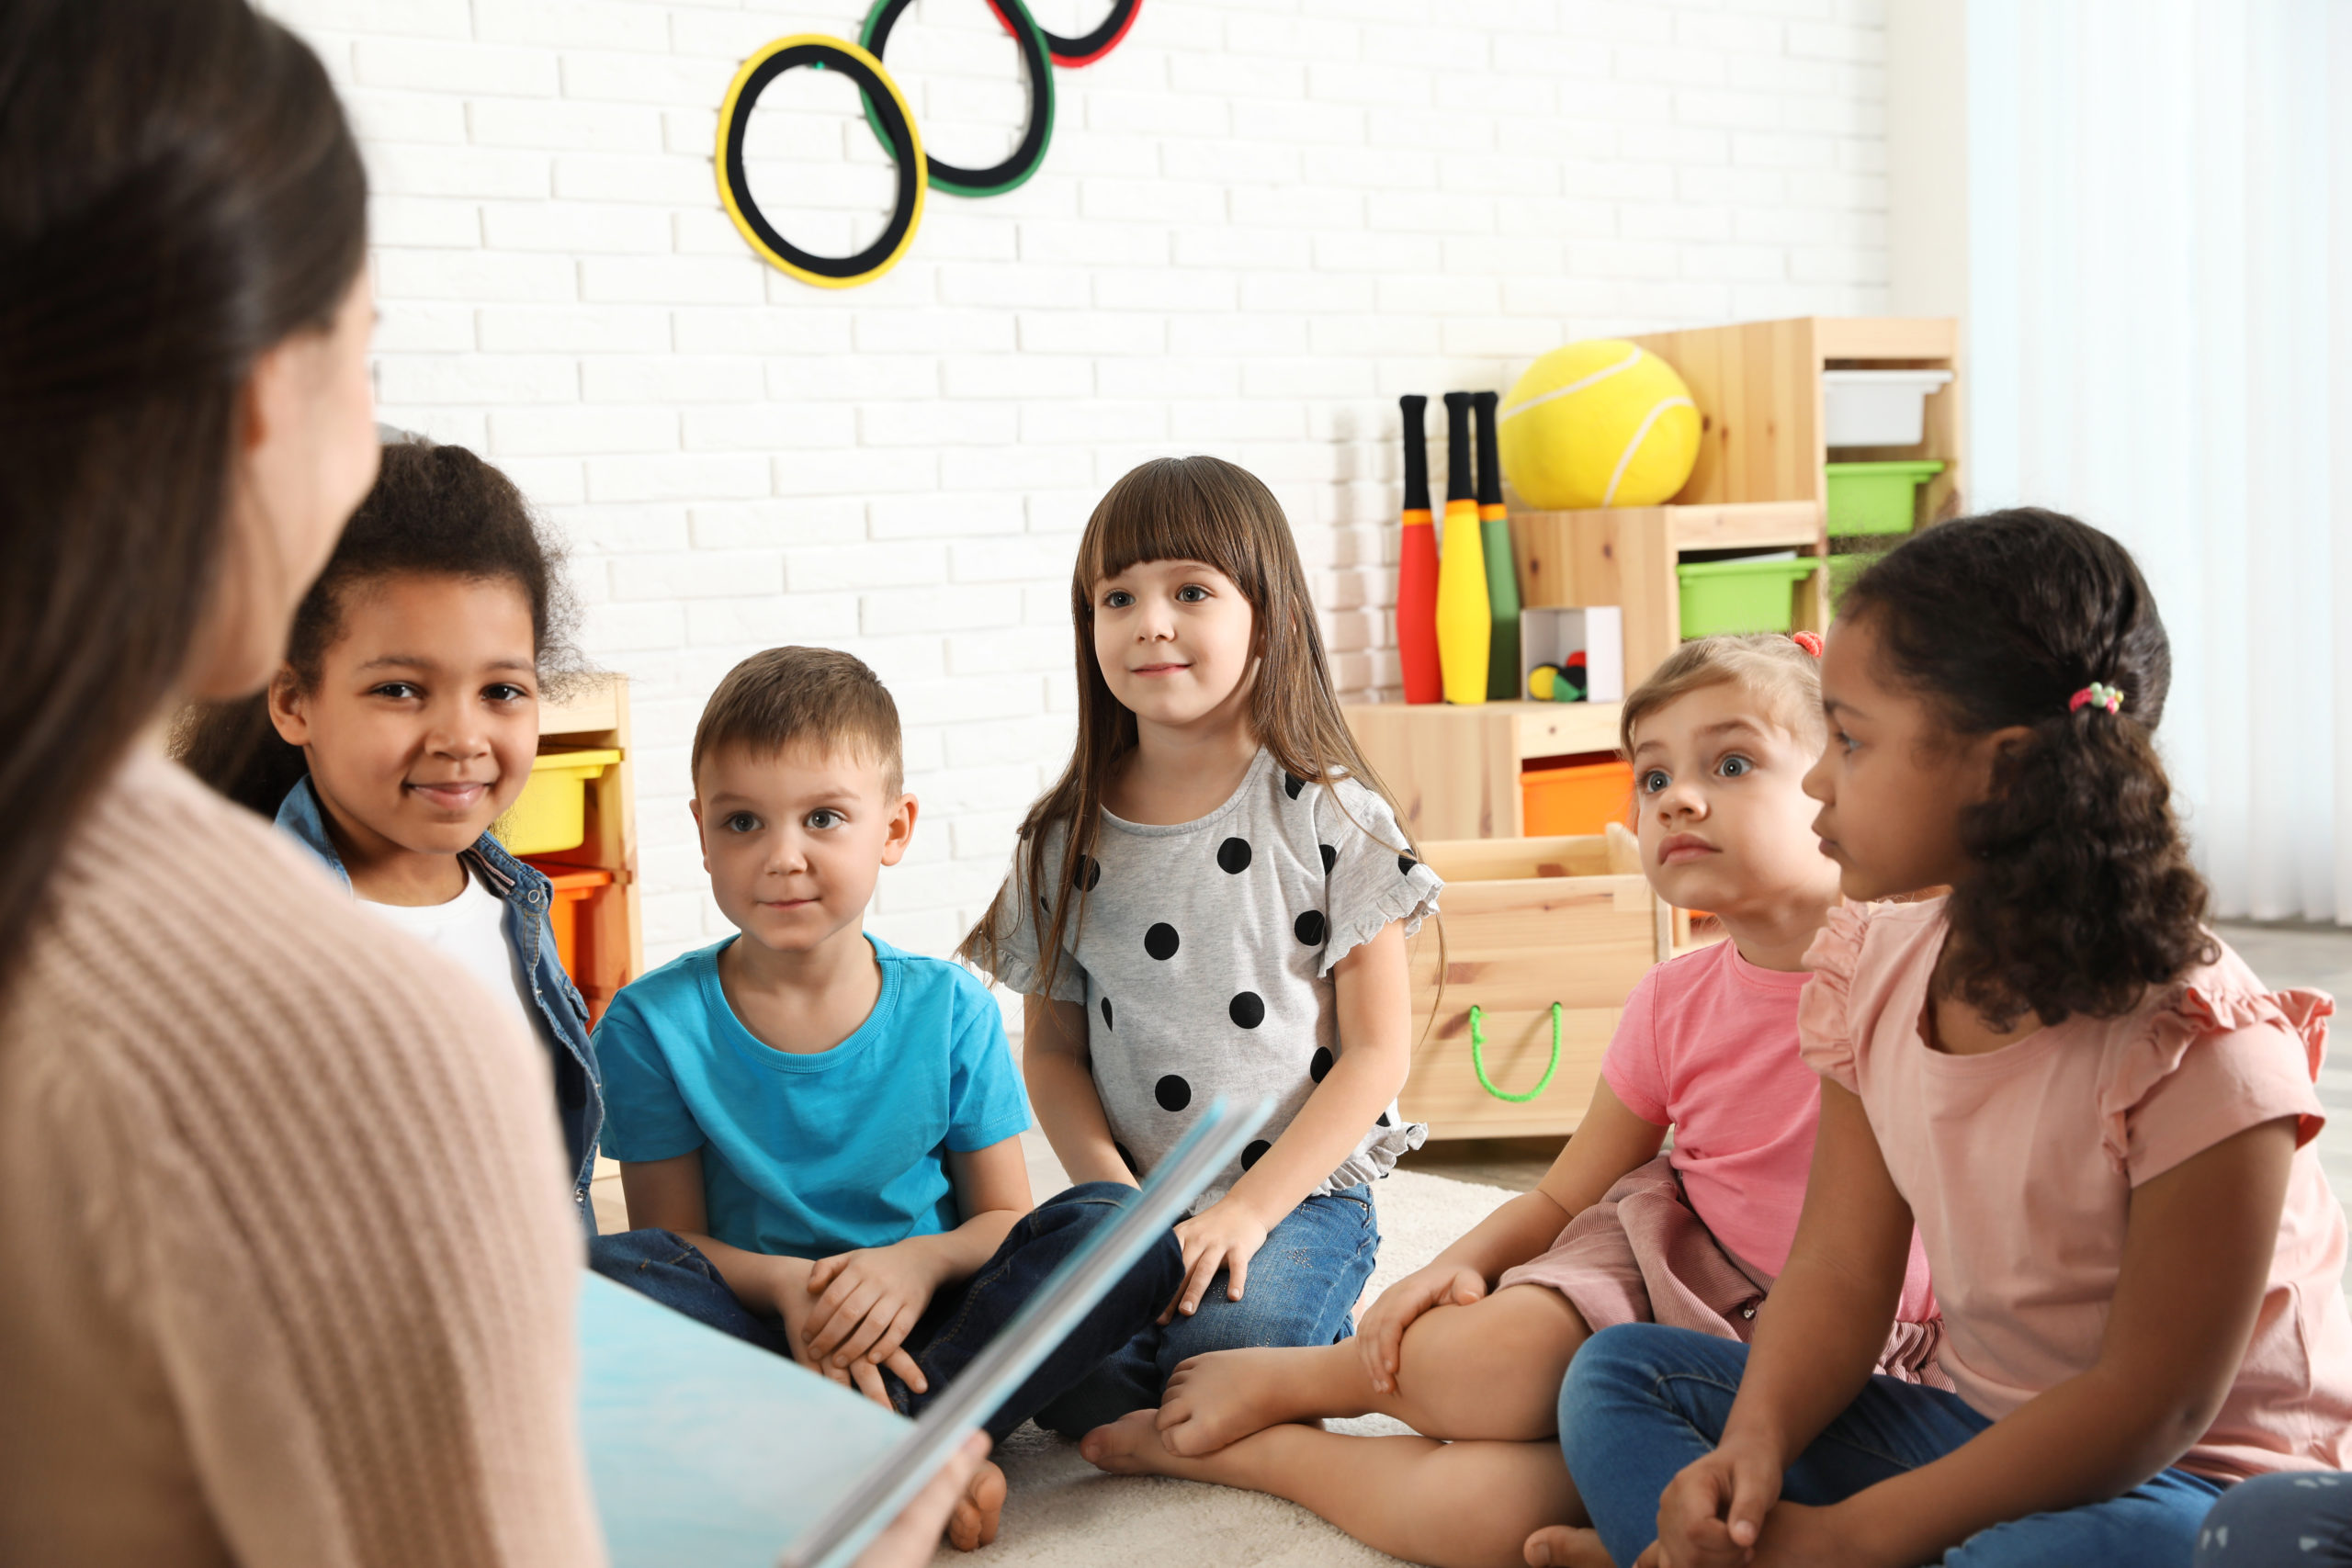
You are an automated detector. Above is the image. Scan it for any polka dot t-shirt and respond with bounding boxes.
[989,750,1442,1208]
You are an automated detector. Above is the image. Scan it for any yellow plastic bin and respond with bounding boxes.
[494,748,621,856]
[1521,760,1635,836]
[1676,557,1820,637]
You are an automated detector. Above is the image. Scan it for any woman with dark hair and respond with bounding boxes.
[0,6,992,1562]
[0,2,602,1561]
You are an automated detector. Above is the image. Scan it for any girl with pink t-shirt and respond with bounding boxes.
[1554,509,2352,1568]
[1082,635,1940,1568]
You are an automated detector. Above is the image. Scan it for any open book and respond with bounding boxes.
[579,1096,1273,1568]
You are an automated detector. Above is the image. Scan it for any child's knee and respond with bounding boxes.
[1045,1179,1146,1210]
[2196,1472,2352,1566]
[587,1226,698,1279]
[1558,1323,1682,1432]
[1027,1184,1184,1301]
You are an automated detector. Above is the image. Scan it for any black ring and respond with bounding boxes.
[861,0,1055,197]
[718,38,923,288]
[1022,0,1141,66]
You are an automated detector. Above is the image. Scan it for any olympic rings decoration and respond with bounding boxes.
[716,2,1142,288]
[1014,0,1143,67]
[862,0,1054,198]
[717,36,924,289]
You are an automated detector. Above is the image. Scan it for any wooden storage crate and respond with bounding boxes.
[1401,832,1671,1140]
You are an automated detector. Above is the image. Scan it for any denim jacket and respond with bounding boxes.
[275,778,605,1237]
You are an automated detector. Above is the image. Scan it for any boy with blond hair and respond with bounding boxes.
[589,647,1180,1551]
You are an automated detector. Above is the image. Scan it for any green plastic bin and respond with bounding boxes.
[1825,552,1873,605]
[1825,459,1944,536]
[1676,557,1822,637]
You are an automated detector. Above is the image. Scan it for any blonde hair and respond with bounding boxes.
[1620,634,1826,758]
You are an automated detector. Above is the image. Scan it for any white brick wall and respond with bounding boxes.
[266,0,1891,968]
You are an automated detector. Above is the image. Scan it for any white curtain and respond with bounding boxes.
[1965,0,2352,922]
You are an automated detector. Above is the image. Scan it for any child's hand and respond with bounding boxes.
[1641,1435,1785,1568]
[1356,1263,1486,1393]
[769,1255,910,1408]
[803,1243,939,1403]
[770,1258,870,1400]
[1161,1199,1271,1324]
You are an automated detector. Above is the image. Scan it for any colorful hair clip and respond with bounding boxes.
[2069,682,2125,716]
[1789,631,1824,658]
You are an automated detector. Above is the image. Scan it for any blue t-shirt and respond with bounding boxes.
[594,934,1031,1260]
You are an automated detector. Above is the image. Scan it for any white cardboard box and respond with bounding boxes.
[1520,605,1624,704]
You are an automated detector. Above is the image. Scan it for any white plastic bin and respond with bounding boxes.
[1822,369,1953,447]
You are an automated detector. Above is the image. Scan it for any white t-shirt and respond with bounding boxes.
[359,866,537,1040]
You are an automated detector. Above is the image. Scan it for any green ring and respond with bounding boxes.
[858,0,1055,197]
[1469,1002,1563,1104]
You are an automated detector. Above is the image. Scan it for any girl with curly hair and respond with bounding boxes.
[175,437,607,1236]
[1540,509,2352,1568]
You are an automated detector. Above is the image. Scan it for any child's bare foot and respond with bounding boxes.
[1156,1346,1351,1456]
[944,1459,1006,1551]
[1080,1410,1222,1481]
[1521,1525,1611,1567]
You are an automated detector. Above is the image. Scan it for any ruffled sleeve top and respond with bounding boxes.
[1798,897,2352,1479]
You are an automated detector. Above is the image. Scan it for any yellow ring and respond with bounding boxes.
[714,35,925,290]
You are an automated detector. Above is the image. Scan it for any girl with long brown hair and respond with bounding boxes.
[960,456,1441,1438]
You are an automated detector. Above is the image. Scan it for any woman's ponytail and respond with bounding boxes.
[1841,508,2215,1025]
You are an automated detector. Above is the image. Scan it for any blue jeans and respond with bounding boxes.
[2196,1472,2352,1566]
[1029,1183,1380,1438]
[1561,1323,2224,1568]
[588,1181,1182,1443]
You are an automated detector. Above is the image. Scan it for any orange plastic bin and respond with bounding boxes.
[1521,760,1635,837]
[526,860,613,1010]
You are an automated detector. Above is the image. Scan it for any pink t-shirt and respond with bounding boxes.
[1801,897,2352,1479]
[1603,936,1938,1323]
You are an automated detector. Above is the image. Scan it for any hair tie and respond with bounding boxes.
[2069,682,2125,716]
[1789,631,1824,658]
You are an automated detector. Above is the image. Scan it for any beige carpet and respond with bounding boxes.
[931,1167,1522,1567]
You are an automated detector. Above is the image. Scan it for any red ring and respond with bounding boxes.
[992,0,1140,67]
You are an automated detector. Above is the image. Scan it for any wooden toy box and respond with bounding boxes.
[1401,832,1670,1140]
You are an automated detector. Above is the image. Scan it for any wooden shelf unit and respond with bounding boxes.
[1345,700,1624,843]
[1512,501,1826,687]
[532,673,644,1024]
[1505,316,1963,691]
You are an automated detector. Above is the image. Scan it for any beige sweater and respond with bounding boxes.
[0,750,603,1566]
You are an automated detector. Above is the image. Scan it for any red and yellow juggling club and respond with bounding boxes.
[1475,389,1521,700]
[1396,395,1441,704]
[1436,392,1491,705]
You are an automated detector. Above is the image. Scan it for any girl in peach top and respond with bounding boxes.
[1543,509,2352,1568]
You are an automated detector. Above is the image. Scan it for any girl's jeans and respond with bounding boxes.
[588,1180,1182,1443]
[1561,1323,2224,1568]
[1029,1183,1380,1438]
[2195,1471,2352,1566]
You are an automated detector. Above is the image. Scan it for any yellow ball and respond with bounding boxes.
[1498,340,1702,510]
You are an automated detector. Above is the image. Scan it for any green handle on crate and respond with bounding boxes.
[1469,1001,1562,1104]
